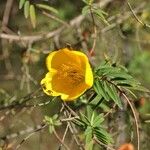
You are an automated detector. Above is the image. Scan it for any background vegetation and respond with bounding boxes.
[0,0,150,150]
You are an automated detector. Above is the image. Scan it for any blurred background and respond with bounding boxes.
[0,0,150,149]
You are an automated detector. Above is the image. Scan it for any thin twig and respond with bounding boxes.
[0,87,42,111]
[89,5,97,56]
[93,136,115,150]
[58,121,69,150]
[122,93,140,150]
[101,2,146,33]
[42,11,70,27]
[63,110,84,150]
[127,1,150,28]
[53,129,70,150]
[0,0,113,42]
[2,0,14,28]
[15,124,47,150]
[105,79,140,150]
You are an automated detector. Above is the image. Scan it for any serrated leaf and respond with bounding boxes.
[36,4,58,14]
[94,79,110,101]
[19,0,26,9]
[24,1,30,18]
[82,5,90,15]
[104,81,122,109]
[30,5,36,28]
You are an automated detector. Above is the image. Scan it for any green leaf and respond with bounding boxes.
[92,8,109,25]
[93,114,104,127]
[82,0,88,4]
[19,0,26,9]
[94,128,113,144]
[123,88,137,98]
[30,5,36,28]
[80,112,91,125]
[73,118,86,128]
[36,4,58,14]
[82,0,94,5]
[90,112,96,126]
[82,5,90,15]
[94,79,110,101]
[44,116,51,123]
[87,105,93,121]
[53,114,58,120]
[127,85,150,93]
[99,103,111,112]
[54,120,62,126]
[85,127,93,150]
[49,126,54,134]
[89,95,102,105]
[24,1,30,18]
[104,81,122,109]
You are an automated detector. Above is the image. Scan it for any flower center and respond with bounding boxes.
[58,63,84,86]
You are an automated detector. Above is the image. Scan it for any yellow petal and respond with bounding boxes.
[61,83,89,101]
[41,48,94,101]
[71,50,93,87]
[41,72,60,97]
[46,48,81,71]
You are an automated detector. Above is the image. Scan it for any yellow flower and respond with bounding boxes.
[41,48,93,101]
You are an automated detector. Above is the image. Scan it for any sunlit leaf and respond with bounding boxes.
[104,81,122,108]
[19,0,26,9]
[49,126,54,134]
[92,8,109,25]
[92,114,104,127]
[82,0,94,5]
[94,79,110,101]
[24,1,30,18]
[94,128,113,144]
[82,5,90,15]
[85,127,93,150]
[36,4,58,14]
[30,5,36,28]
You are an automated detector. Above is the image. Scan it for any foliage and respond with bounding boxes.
[19,0,58,28]
[44,114,61,134]
[0,0,150,150]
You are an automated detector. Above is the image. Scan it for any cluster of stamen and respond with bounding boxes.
[58,63,84,86]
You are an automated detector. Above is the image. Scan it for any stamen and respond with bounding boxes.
[58,63,84,86]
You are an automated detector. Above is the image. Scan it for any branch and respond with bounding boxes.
[0,0,113,43]
[127,1,150,28]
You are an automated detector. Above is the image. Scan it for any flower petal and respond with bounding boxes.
[47,48,82,71]
[41,72,60,96]
[41,48,94,101]
[71,51,93,87]
[61,83,89,101]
